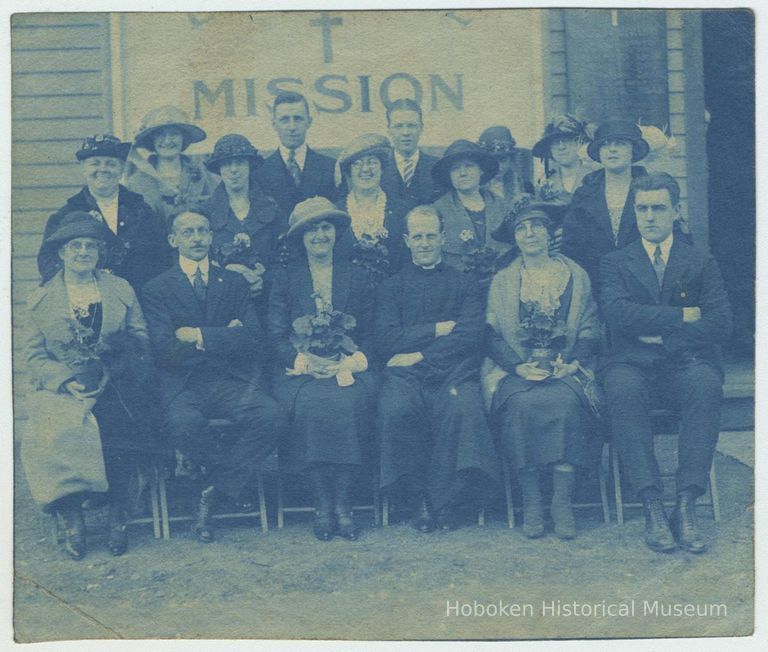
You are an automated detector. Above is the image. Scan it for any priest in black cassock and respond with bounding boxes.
[375,205,500,531]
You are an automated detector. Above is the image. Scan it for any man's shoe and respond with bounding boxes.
[107,504,128,556]
[411,496,436,533]
[312,511,337,541]
[670,492,708,554]
[191,486,217,543]
[335,511,359,541]
[60,508,87,561]
[643,497,677,553]
[435,506,459,531]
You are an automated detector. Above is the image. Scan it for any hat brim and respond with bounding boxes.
[134,123,208,152]
[492,202,566,244]
[431,151,499,189]
[205,152,263,174]
[339,145,391,171]
[286,209,352,239]
[587,137,649,163]
[76,143,132,162]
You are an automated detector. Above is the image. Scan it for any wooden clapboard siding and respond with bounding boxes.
[11,13,113,417]
[541,9,569,118]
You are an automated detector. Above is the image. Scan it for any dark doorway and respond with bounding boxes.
[703,10,755,353]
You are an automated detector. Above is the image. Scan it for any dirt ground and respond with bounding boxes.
[14,447,754,643]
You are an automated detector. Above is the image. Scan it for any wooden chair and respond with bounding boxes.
[156,419,269,539]
[609,408,721,525]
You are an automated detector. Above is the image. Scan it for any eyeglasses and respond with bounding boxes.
[351,157,382,171]
[64,240,101,252]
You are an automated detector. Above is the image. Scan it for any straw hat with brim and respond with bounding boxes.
[586,120,649,163]
[431,139,499,189]
[532,114,590,160]
[75,134,132,162]
[133,106,207,152]
[492,201,567,244]
[205,134,263,174]
[286,197,351,239]
[337,133,391,173]
[478,126,517,158]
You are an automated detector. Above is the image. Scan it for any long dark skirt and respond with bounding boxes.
[272,370,378,474]
[492,374,593,472]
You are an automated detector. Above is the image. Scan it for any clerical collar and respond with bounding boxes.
[416,257,443,270]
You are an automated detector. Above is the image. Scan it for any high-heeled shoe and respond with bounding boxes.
[59,507,87,561]
[335,510,359,541]
[312,511,337,541]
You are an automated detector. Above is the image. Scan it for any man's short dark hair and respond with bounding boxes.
[386,98,423,126]
[631,171,681,206]
[272,91,310,117]
[405,205,443,234]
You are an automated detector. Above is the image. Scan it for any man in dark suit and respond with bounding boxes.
[376,205,499,532]
[142,210,286,542]
[255,91,337,220]
[600,172,732,554]
[380,98,441,211]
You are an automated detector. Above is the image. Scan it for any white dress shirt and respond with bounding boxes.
[178,255,209,350]
[641,233,674,266]
[279,142,308,171]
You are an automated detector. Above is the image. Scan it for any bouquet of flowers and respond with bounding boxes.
[519,301,567,363]
[47,318,109,392]
[459,229,499,283]
[351,228,390,283]
[216,232,264,271]
[290,294,359,386]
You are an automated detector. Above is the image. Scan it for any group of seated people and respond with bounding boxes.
[21,91,732,564]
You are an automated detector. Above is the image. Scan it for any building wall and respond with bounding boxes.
[11,13,113,411]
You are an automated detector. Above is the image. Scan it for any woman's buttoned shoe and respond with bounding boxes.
[519,469,545,538]
[107,504,128,556]
[551,467,576,540]
[60,508,87,561]
[336,511,359,541]
[411,496,436,533]
[313,511,336,541]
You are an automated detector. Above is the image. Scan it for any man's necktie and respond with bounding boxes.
[286,148,302,188]
[401,157,415,187]
[192,266,207,303]
[653,245,666,289]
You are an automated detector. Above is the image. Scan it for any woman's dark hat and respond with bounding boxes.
[586,119,649,163]
[431,139,499,189]
[133,106,207,152]
[286,197,351,239]
[39,212,121,273]
[492,197,566,244]
[76,134,132,162]
[532,114,590,160]
[478,126,517,158]
[205,134,263,174]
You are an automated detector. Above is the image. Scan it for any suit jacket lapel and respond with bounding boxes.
[660,238,689,305]
[300,148,318,195]
[626,240,661,302]
[171,264,205,324]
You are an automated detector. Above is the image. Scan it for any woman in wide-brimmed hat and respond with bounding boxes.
[561,118,659,290]
[268,197,378,543]
[478,126,534,209]
[38,134,171,291]
[532,114,596,205]
[335,133,409,275]
[431,139,512,274]
[200,134,280,320]
[126,106,214,224]
[24,211,159,561]
[482,198,601,541]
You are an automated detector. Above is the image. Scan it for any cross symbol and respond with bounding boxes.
[310,11,343,64]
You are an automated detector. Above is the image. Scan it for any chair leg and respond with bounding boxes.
[478,508,485,527]
[382,493,390,527]
[149,465,161,539]
[611,444,624,526]
[257,473,269,532]
[598,444,610,523]
[709,459,721,523]
[276,474,285,529]
[158,469,170,540]
[373,485,381,526]
[502,457,514,528]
